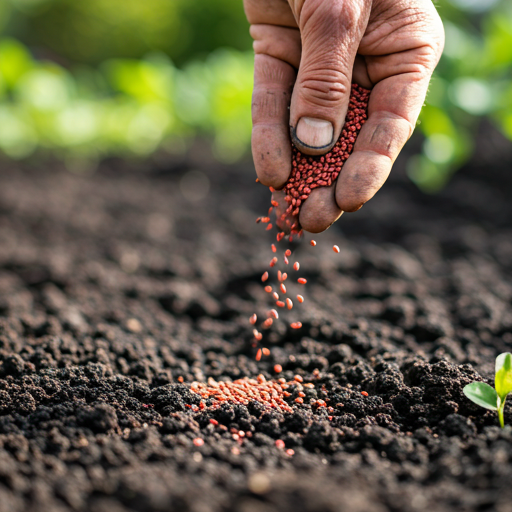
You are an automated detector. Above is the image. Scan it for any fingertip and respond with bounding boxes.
[335,151,392,212]
[252,125,291,189]
[298,185,343,233]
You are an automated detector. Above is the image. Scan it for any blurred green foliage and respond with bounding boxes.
[0,0,511,190]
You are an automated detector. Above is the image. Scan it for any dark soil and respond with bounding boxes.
[1,128,512,512]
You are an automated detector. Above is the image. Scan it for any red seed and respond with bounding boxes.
[269,257,278,267]
[265,285,272,293]
[276,301,285,308]
[275,439,285,449]
[271,244,277,253]
[285,249,292,257]
[286,298,293,309]
[266,223,273,231]
[295,397,304,404]
[290,322,302,329]
[297,295,304,303]
[279,272,288,282]
[193,438,204,447]
[262,272,269,282]
[274,364,282,373]
[261,217,270,223]
[253,329,263,341]
[294,375,303,383]
[333,245,340,253]
[277,232,285,242]
[293,262,300,271]
[209,419,219,425]
[262,348,271,356]
[256,349,262,361]
[361,391,369,397]
[284,256,289,265]
[256,217,262,223]
[297,278,307,284]
[273,292,279,300]
[271,200,279,207]
[280,283,286,294]
[310,240,317,247]
[262,318,273,329]
[277,270,282,281]
[250,314,257,325]
[286,449,295,456]
[269,309,279,319]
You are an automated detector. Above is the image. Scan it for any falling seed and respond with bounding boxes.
[256,217,262,223]
[266,224,273,231]
[297,278,307,284]
[293,262,300,271]
[277,232,285,242]
[333,245,340,253]
[262,318,273,329]
[273,292,279,300]
[280,283,287,294]
[250,314,257,325]
[271,200,279,207]
[310,240,317,246]
[281,272,288,281]
[269,309,279,319]
[271,244,277,253]
[262,217,270,223]
[265,285,272,293]
[256,349,262,361]
[276,301,285,308]
[274,364,282,373]
[297,295,304,303]
[284,256,289,265]
[290,322,302,329]
[277,270,282,281]
[262,348,271,356]
[286,298,293,310]
[270,257,278,267]
[253,329,263,341]
[285,249,291,257]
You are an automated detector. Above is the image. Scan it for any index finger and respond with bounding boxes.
[335,48,439,212]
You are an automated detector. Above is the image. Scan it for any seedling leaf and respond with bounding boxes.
[495,352,512,400]
[463,382,498,411]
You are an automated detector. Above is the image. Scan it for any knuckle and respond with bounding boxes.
[298,69,350,108]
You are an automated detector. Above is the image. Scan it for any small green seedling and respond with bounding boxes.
[463,352,512,428]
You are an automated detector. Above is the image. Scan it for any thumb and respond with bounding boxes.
[290,0,371,155]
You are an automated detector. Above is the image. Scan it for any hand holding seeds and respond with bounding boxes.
[244,0,444,232]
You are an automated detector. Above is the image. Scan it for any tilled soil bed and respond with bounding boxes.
[1,130,512,512]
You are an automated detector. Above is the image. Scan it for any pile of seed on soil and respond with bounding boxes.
[1,124,512,512]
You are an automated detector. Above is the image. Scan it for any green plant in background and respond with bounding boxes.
[464,352,512,428]
[0,0,511,187]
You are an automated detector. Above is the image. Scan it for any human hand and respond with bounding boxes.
[244,0,444,232]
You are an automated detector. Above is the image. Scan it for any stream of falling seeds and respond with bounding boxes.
[251,84,370,361]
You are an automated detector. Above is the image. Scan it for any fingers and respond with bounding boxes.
[299,185,342,233]
[252,53,296,189]
[289,0,371,155]
[335,55,435,212]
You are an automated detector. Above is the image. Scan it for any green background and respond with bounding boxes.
[0,0,511,189]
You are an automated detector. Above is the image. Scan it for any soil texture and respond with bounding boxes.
[1,129,512,512]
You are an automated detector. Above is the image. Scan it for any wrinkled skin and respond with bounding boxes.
[244,0,444,232]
